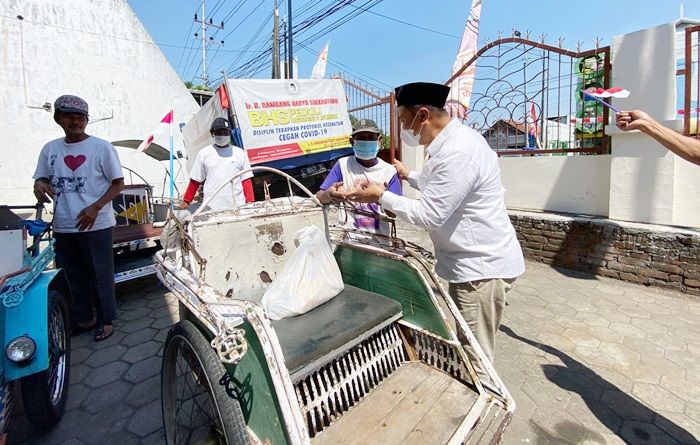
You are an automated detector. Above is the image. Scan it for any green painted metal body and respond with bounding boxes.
[225,322,290,445]
[334,245,451,338]
[183,243,452,444]
[185,311,290,445]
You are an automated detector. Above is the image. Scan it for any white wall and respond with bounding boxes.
[499,155,611,217]
[608,23,678,225]
[0,0,201,205]
[673,155,700,228]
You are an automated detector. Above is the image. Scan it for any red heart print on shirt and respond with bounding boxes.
[64,155,86,171]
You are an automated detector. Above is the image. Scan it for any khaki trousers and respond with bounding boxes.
[448,278,515,364]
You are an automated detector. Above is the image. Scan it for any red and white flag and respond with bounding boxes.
[136,110,173,153]
[529,102,541,148]
[445,0,482,119]
[585,87,630,98]
[311,42,330,80]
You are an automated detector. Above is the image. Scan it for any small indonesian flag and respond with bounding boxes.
[585,87,630,99]
[136,110,173,153]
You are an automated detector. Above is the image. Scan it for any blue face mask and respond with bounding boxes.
[353,140,379,160]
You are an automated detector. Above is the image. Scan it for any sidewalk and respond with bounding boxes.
[8,223,700,444]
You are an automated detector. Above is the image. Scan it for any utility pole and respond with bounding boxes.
[272,3,280,79]
[287,0,293,79]
[281,19,288,78]
[194,0,224,87]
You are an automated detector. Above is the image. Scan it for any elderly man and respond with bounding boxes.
[347,82,525,363]
[33,95,125,342]
[181,117,255,210]
[316,118,401,235]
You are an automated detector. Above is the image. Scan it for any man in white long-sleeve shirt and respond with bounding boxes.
[347,82,525,363]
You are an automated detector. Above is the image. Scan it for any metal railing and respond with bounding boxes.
[446,35,612,156]
[334,74,399,162]
[683,25,700,138]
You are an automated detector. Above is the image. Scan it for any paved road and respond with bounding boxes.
[8,224,700,444]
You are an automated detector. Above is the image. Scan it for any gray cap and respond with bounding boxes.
[210,117,230,132]
[352,118,380,135]
[54,95,89,116]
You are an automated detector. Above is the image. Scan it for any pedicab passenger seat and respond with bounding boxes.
[271,285,402,377]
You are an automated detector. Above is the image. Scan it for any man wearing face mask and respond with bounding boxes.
[347,82,525,364]
[316,118,402,235]
[180,117,255,210]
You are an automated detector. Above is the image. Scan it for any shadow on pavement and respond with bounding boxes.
[500,325,698,445]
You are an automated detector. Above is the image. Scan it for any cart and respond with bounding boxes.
[0,204,71,438]
[155,168,515,445]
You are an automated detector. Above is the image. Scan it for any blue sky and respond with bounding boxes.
[130,0,700,93]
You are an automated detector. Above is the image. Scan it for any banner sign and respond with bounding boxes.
[227,79,352,164]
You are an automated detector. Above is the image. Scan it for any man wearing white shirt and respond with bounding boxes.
[180,117,255,210]
[347,82,525,362]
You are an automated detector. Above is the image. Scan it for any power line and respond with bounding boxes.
[345,2,460,40]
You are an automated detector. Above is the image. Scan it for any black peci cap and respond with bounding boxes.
[210,117,230,132]
[394,82,451,108]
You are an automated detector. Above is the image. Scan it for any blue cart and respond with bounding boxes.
[0,204,71,437]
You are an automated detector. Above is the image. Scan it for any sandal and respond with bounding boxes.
[94,325,114,342]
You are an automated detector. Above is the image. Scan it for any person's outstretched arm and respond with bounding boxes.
[617,110,700,166]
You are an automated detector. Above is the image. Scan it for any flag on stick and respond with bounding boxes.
[446,0,482,119]
[136,110,174,153]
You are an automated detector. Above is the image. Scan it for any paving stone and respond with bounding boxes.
[571,346,617,370]
[141,429,166,445]
[565,397,623,434]
[150,315,178,330]
[617,305,650,319]
[127,399,162,437]
[598,342,641,368]
[125,374,161,408]
[535,332,576,352]
[601,389,656,422]
[609,321,648,339]
[562,329,601,349]
[70,363,92,386]
[612,361,661,385]
[574,311,610,328]
[118,306,152,322]
[154,327,171,343]
[78,404,134,444]
[148,304,179,320]
[65,384,92,411]
[71,347,93,365]
[84,345,127,368]
[123,355,161,384]
[120,317,156,334]
[632,383,686,413]
[120,327,158,347]
[81,379,131,414]
[83,361,129,389]
[586,326,624,343]
[663,349,700,372]
[630,316,670,335]
[121,340,162,364]
[652,410,700,445]
[619,420,678,445]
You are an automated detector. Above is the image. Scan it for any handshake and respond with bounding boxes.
[319,180,387,205]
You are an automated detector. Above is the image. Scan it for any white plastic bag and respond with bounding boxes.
[261,225,344,320]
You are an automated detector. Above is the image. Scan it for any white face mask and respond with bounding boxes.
[213,135,230,147]
[400,111,424,146]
